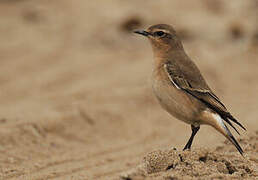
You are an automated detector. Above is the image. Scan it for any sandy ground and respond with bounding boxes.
[0,0,257,179]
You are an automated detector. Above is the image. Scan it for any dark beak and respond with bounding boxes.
[134,30,150,37]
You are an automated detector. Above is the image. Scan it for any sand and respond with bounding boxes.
[0,0,257,179]
[120,133,257,180]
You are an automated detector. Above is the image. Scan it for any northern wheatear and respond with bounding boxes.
[134,24,246,155]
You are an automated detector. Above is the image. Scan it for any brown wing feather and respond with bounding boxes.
[164,63,246,132]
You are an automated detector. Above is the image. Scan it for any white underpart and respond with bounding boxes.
[211,113,228,133]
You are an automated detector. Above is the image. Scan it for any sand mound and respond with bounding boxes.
[120,132,258,180]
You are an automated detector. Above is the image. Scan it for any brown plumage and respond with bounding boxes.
[134,24,245,155]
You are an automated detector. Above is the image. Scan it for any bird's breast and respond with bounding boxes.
[152,69,203,124]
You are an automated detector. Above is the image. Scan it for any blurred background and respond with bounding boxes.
[0,0,257,179]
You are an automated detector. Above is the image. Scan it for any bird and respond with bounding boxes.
[134,24,246,155]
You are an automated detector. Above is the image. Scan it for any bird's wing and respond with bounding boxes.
[164,63,246,133]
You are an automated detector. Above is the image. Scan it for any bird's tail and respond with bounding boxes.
[202,111,244,155]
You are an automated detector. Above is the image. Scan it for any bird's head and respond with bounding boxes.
[134,24,183,55]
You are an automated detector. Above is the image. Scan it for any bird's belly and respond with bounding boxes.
[152,78,202,124]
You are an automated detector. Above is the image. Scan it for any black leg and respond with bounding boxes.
[183,125,200,150]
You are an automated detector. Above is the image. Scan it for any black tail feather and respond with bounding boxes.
[223,124,244,155]
[222,116,240,135]
[192,94,246,133]
[227,113,246,131]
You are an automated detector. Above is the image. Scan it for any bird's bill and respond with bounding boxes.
[134,30,151,36]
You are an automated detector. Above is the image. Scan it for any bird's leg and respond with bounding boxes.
[183,125,200,150]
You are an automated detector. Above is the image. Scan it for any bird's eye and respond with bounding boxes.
[154,31,165,37]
